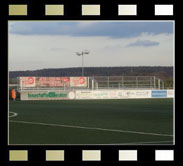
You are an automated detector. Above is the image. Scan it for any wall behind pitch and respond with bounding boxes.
[20,89,174,100]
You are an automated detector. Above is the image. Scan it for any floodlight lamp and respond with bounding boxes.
[84,50,89,54]
[76,52,81,56]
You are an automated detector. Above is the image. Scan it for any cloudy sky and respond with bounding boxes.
[9,21,174,71]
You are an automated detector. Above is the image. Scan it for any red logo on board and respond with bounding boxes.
[79,77,85,84]
[28,77,34,84]
[62,77,70,82]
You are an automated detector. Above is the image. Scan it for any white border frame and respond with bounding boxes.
[8,20,175,146]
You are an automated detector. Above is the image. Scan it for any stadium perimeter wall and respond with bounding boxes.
[20,89,174,100]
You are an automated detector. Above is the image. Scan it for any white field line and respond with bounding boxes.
[9,120,173,137]
[9,112,18,118]
[109,140,173,145]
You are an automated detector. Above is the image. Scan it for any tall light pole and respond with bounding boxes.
[76,50,90,76]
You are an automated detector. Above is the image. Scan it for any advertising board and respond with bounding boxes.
[36,77,70,87]
[20,91,70,100]
[20,77,36,88]
[19,77,87,88]
[167,90,174,98]
[20,90,172,100]
[76,90,120,99]
[70,77,87,87]
[76,90,152,99]
[75,91,93,99]
[151,90,167,98]
[123,90,151,98]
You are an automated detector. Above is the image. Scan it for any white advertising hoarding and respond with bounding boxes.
[76,90,152,99]
[167,90,174,98]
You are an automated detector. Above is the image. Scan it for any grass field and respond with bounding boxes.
[9,98,173,145]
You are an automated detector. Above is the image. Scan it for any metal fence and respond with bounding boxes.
[90,76,162,90]
[16,76,165,91]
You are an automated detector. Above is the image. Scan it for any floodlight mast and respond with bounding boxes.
[76,50,90,76]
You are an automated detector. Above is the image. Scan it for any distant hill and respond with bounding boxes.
[9,66,173,81]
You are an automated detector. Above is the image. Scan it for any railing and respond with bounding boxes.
[16,76,167,91]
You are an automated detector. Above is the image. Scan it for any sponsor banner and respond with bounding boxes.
[167,90,174,98]
[20,91,70,100]
[118,90,151,99]
[151,90,167,98]
[76,90,120,99]
[20,77,36,88]
[21,89,171,100]
[36,77,70,87]
[20,77,87,88]
[135,90,151,97]
[93,90,109,99]
[75,91,93,99]
[119,90,135,98]
[93,91,111,99]
[76,90,151,99]
[70,77,87,87]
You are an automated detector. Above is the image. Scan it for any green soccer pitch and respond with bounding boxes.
[9,98,173,145]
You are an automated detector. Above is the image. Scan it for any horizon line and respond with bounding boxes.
[10,66,173,72]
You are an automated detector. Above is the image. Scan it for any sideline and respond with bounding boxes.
[9,120,173,137]
[109,140,173,145]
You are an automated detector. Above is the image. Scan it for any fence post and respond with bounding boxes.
[154,76,156,89]
[122,76,124,89]
[88,77,90,89]
[17,77,18,92]
[162,81,164,89]
[92,79,94,89]
[108,76,109,89]
[158,79,161,89]
[136,76,138,89]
